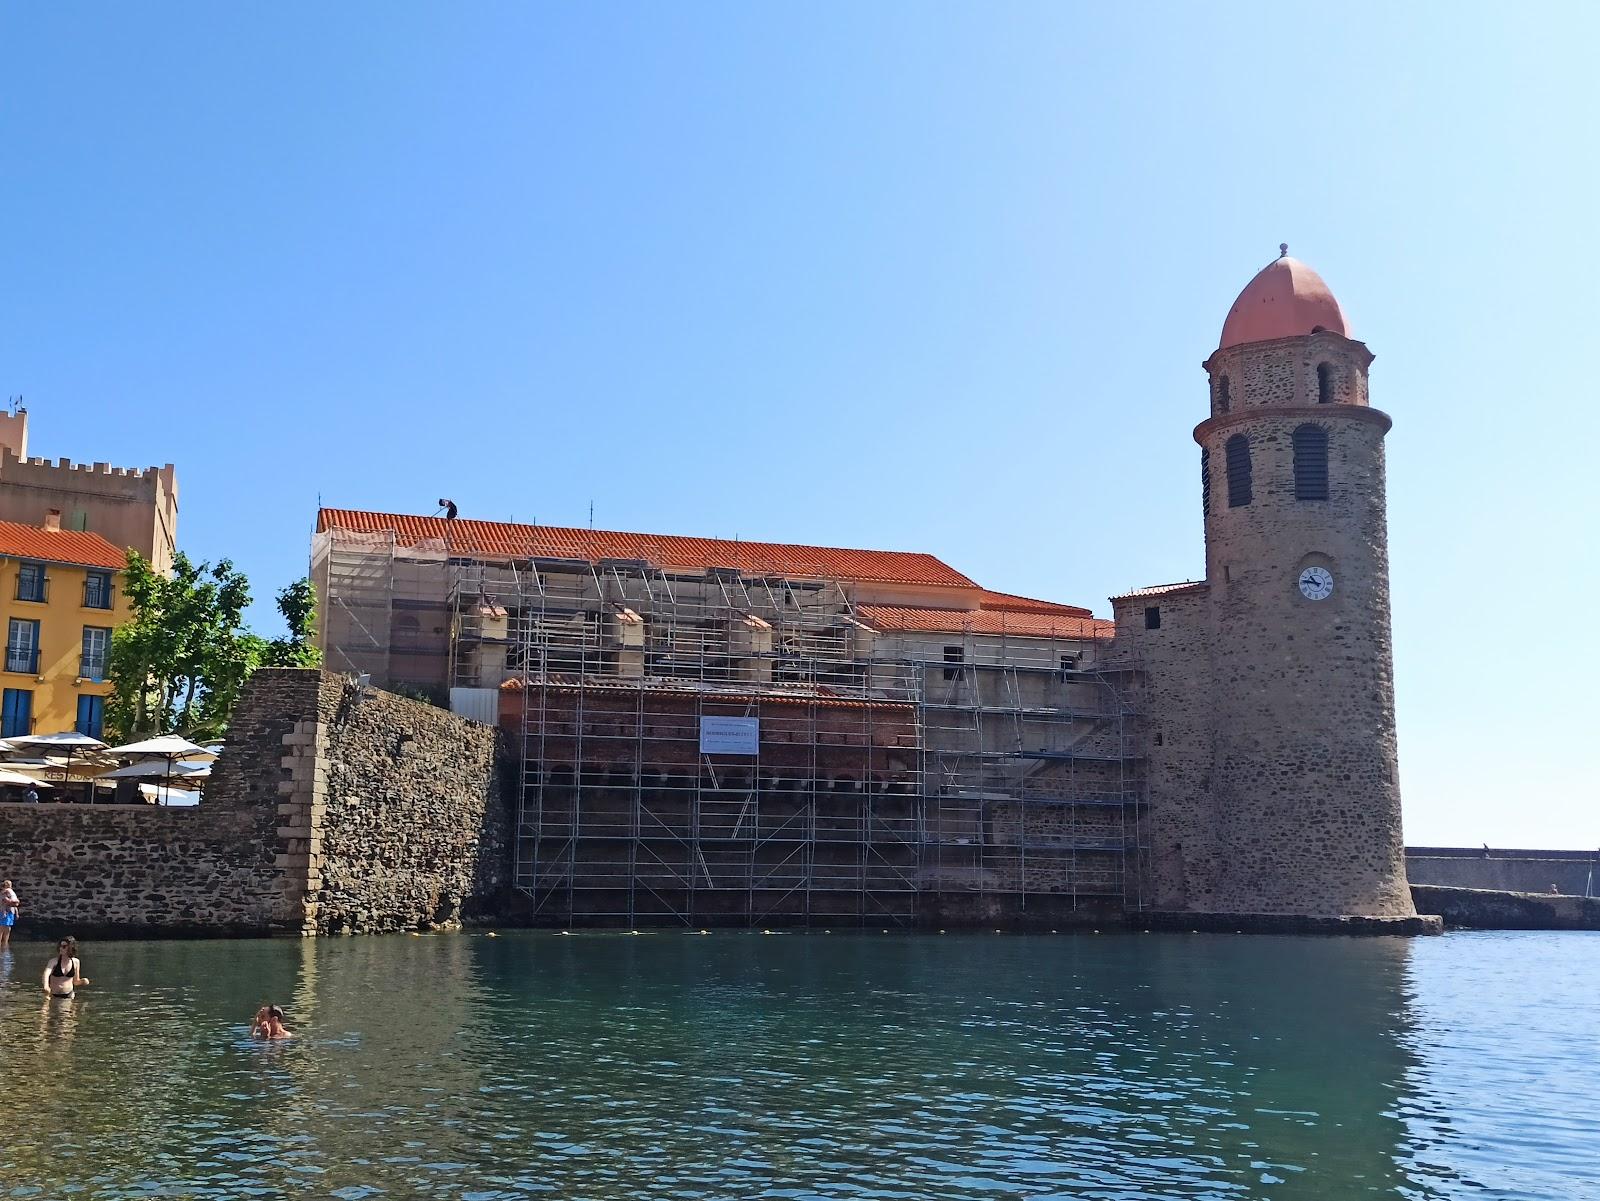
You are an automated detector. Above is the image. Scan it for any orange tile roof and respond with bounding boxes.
[976,589,1093,617]
[0,521,126,570]
[1110,581,1209,600]
[856,604,1114,641]
[318,509,979,588]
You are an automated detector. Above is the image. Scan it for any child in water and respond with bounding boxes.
[250,1004,294,1040]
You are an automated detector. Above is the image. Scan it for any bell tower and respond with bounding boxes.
[1194,246,1418,920]
[1115,246,1435,930]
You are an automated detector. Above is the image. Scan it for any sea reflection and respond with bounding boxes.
[0,931,1595,1199]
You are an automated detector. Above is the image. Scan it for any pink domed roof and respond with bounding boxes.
[1219,248,1347,349]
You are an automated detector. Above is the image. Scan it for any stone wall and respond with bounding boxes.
[1407,850,1599,897]
[0,670,318,936]
[1411,884,1600,931]
[301,674,509,934]
[0,669,509,938]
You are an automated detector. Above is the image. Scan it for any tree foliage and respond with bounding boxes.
[107,551,321,740]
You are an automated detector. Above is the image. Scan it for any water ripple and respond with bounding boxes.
[0,932,1597,1199]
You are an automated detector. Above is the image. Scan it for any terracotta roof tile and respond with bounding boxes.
[0,522,126,570]
[976,589,1093,617]
[856,604,1114,641]
[1110,581,1209,600]
[318,509,979,588]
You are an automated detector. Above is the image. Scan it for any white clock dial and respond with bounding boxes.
[1298,566,1334,601]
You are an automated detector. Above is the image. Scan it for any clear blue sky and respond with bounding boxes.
[4,5,1596,847]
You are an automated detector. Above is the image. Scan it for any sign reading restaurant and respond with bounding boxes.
[699,716,759,756]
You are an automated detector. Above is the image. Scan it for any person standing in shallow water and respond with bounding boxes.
[42,936,88,997]
[0,879,18,950]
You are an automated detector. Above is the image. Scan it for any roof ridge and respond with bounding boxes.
[317,508,981,589]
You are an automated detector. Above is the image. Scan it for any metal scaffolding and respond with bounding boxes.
[315,527,1146,926]
[442,553,1147,927]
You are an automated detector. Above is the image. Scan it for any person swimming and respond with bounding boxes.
[42,936,88,998]
[250,1004,293,1040]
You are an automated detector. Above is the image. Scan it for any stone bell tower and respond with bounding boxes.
[1114,246,1433,929]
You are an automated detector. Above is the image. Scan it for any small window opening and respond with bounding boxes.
[1144,606,1161,630]
[1154,732,1164,747]
[1293,424,1330,500]
[1059,652,1078,677]
[1317,362,1333,404]
[1200,448,1211,514]
[1217,375,1231,414]
[1225,434,1252,507]
[942,644,964,680]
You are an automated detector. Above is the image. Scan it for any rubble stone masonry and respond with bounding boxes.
[0,669,508,937]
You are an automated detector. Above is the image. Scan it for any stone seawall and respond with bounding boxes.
[306,674,510,934]
[1410,884,1600,931]
[1406,850,1598,897]
[0,669,509,938]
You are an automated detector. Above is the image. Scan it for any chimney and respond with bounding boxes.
[44,509,61,532]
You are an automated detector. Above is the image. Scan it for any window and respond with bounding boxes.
[1059,652,1078,675]
[69,510,89,532]
[942,644,964,680]
[1144,606,1161,630]
[81,626,110,681]
[16,561,47,603]
[1293,424,1330,500]
[1225,434,1253,507]
[1216,374,1231,414]
[76,694,104,739]
[6,619,40,674]
[2,688,32,737]
[1201,448,1211,514]
[1317,362,1333,404]
[84,570,114,610]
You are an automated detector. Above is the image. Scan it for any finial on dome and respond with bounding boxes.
[1278,242,1289,258]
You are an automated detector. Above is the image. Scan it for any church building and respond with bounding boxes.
[312,250,1433,931]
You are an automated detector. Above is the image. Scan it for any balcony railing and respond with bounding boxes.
[6,648,40,674]
[80,656,107,682]
[84,579,114,610]
[15,578,48,603]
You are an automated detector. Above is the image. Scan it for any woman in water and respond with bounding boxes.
[42,936,88,998]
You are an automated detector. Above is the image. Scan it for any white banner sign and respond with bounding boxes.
[700,716,759,755]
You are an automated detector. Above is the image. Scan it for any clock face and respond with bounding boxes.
[1298,566,1334,601]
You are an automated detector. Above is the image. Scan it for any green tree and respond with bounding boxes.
[107,555,319,740]
[263,577,322,668]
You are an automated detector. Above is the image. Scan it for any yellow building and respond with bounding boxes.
[0,517,130,739]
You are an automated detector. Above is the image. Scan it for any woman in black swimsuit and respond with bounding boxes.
[42,936,88,998]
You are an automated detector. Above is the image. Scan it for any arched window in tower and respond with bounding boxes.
[1201,448,1211,513]
[1293,424,1329,500]
[1217,374,1231,414]
[1317,362,1333,404]
[1225,434,1252,508]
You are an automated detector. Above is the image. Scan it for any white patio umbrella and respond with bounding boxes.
[0,767,50,788]
[103,735,215,759]
[9,732,110,790]
[96,760,211,782]
[102,734,216,798]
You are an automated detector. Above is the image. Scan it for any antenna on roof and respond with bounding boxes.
[588,500,594,529]
[436,499,458,521]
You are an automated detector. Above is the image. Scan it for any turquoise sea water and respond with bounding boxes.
[0,930,1596,1200]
